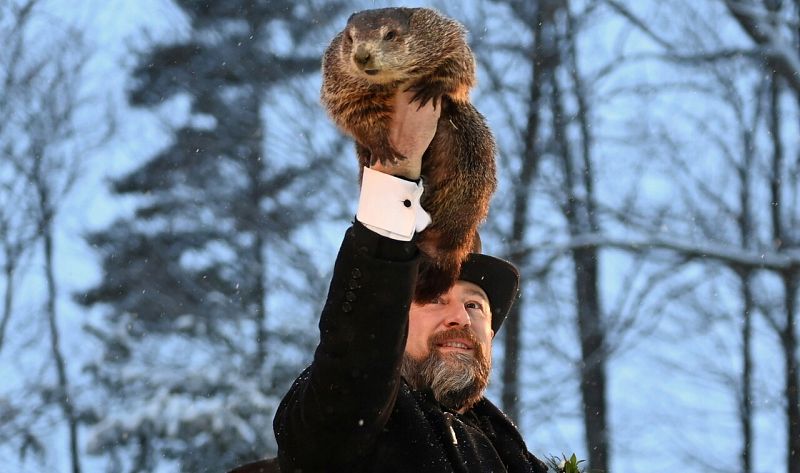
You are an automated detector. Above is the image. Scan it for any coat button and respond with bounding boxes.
[345,291,356,302]
[342,302,352,312]
[348,279,360,290]
[351,268,362,279]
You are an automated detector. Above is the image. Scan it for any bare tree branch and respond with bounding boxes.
[725,0,800,94]
[602,0,676,50]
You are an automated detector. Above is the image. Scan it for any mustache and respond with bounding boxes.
[427,327,481,350]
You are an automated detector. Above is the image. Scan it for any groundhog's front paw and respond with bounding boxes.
[406,83,446,109]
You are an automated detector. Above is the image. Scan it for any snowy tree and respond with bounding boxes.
[0,1,113,471]
[722,2,800,470]
[586,1,800,471]
[470,1,613,470]
[467,1,799,472]
[77,1,349,471]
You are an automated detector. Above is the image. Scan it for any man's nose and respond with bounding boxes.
[443,303,470,327]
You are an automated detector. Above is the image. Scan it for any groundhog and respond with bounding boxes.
[322,7,496,302]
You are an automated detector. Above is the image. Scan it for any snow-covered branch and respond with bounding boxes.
[521,233,800,271]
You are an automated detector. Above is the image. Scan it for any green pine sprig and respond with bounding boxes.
[545,453,586,473]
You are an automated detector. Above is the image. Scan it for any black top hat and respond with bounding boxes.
[457,235,520,333]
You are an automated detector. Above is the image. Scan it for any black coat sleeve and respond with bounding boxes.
[273,222,420,471]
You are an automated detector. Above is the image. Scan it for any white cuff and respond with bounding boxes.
[356,166,432,241]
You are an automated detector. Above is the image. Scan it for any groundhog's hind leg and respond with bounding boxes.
[414,100,496,301]
[423,101,496,253]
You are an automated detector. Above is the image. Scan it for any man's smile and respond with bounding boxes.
[436,339,474,351]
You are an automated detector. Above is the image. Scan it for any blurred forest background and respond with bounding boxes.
[1,0,799,472]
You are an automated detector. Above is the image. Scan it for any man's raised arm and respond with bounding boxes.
[272,91,439,470]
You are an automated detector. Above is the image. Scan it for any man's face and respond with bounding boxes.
[406,280,494,359]
[402,281,494,411]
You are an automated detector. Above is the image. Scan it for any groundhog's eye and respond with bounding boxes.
[346,32,353,43]
[384,31,396,41]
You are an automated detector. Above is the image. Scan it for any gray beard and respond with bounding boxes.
[401,329,491,412]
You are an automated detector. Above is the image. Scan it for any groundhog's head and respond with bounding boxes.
[338,7,462,84]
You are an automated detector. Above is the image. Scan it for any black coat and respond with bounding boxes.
[272,223,547,473]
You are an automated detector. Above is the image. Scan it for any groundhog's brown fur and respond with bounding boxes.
[322,7,496,302]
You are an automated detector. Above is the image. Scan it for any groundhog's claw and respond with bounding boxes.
[356,141,406,166]
[406,83,445,110]
[369,143,407,166]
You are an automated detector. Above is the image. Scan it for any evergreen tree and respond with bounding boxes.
[78,1,347,471]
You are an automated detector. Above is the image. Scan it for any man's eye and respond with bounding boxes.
[465,301,484,312]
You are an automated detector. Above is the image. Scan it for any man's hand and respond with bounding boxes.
[371,90,441,180]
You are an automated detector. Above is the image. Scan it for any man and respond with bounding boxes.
[231,91,547,472]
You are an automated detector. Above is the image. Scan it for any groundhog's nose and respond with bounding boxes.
[353,47,371,67]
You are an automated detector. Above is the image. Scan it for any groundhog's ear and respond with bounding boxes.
[399,7,417,24]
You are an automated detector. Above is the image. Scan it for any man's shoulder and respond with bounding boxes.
[471,398,549,473]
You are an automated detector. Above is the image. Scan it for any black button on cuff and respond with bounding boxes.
[351,268,362,279]
[345,291,356,302]
[342,302,352,312]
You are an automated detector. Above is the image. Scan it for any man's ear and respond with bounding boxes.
[490,330,495,340]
